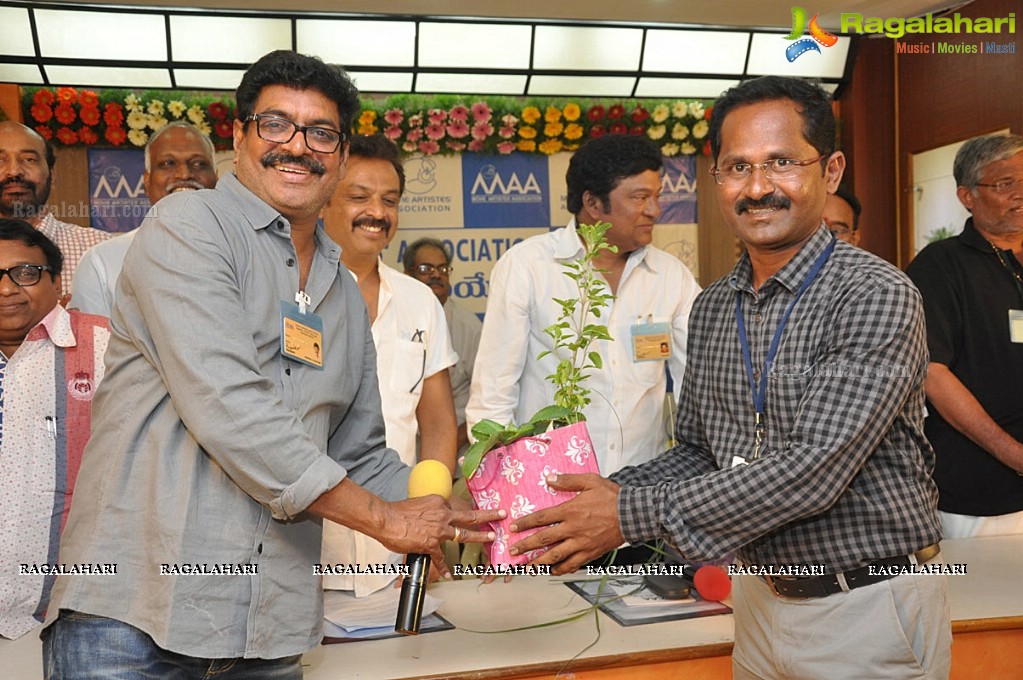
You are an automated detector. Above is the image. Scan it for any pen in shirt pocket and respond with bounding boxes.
[45,415,58,439]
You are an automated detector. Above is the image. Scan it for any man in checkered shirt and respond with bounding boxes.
[510,77,951,679]
[0,122,111,303]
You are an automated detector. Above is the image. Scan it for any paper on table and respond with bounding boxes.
[324,586,442,632]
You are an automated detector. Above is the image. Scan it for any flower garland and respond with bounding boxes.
[23,87,713,157]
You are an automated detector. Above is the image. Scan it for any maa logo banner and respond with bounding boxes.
[659,155,698,225]
[88,149,150,233]
[462,154,550,228]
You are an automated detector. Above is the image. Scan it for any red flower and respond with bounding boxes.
[105,126,127,146]
[54,104,77,125]
[78,90,99,107]
[79,105,100,126]
[609,122,628,135]
[104,103,124,127]
[607,104,625,120]
[79,127,99,145]
[705,106,713,120]
[214,120,233,139]
[30,103,53,123]
[589,124,606,138]
[629,125,645,136]
[703,141,712,157]
[208,102,228,121]
[55,86,77,103]
[34,125,53,140]
[587,105,605,122]
[56,126,79,145]
[630,106,650,123]
[33,89,55,107]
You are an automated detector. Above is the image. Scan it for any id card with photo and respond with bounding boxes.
[281,300,324,369]
[631,319,671,361]
[1010,309,1023,344]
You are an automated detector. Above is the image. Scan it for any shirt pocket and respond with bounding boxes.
[390,338,428,397]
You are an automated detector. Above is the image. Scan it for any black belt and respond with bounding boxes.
[761,544,941,599]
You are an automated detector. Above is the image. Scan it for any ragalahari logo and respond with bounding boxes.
[784,7,839,61]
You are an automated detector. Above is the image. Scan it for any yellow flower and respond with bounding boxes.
[187,105,205,125]
[167,100,186,118]
[544,121,564,137]
[517,139,537,152]
[564,123,584,140]
[671,101,688,118]
[124,93,142,112]
[652,104,670,123]
[681,142,697,155]
[544,105,562,123]
[521,106,541,124]
[127,129,149,146]
[671,123,689,140]
[692,120,709,139]
[563,103,581,121]
[126,111,148,130]
[689,102,705,118]
[647,124,667,141]
[518,125,537,139]
[539,139,563,155]
[359,110,377,126]
[147,100,165,116]
[148,116,169,132]
[661,143,680,157]
[358,123,378,135]
[197,121,213,135]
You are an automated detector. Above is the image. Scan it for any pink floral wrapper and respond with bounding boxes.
[466,422,600,566]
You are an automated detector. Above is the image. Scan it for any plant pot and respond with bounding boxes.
[466,421,600,566]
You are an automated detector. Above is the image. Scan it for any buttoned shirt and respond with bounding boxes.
[45,173,410,659]
[467,219,700,474]
[613,226,941,573]
[444,298,482,429]
[68,231,136,317]
[0,305,109,639]
[322,262,456,596]
[36,213,112,299]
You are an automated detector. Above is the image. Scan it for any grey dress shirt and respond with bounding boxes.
[613,226,941,574]
[46,173,410,659]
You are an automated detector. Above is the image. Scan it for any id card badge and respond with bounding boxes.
[631,318,671,361]
[1010,309,1023,344]
[281,300,324,369]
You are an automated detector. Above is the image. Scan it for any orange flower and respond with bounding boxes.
[56,127,78,145]
[78,127,99,145]
[55,87,77,103]
[521,106,541,125]
[78,90,99,107]
[538,139,563,155]
[105,126,127,146]
[564,123,584,140]
[33,89,55,107]
[544,105,562,123]
[517,139,537,152]
[104,103,124,127]
[563,103,581,121]
[79,105,100,126]
[34,125,53,140]
[543,121,564,137]
[54,104,76,125]
[518,126,537,140]
[30,103,53,123]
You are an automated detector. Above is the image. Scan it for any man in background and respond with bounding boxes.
[0,121,111,302]
[320,135,458,596]
[466,134,701,476]
[907,133,1023,537]
[0,220,109,639]
[70,122,218,316]
[822,183,861,246]
[404,237,482,455]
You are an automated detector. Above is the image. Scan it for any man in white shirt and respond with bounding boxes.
[466,134,701,475]
[403,237,482,455]
[321,135,458,595]
[70,122,217,316]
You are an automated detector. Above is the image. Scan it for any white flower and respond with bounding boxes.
[647,124,667,141]
[500,455,525,484]
[652,104,670,123]
[671,101,688,118]
[197,122,212,136]
[147,99,165,116]
[167,100,186,118]
[689,102,705,118]
[692,120,709,139]
[124,93,142,112]
[661,143,680,157]
[148,116,168,132]
[564,436,592,466]
[671,123,689,140]
[402,140,417,153]
[681,142,697,155]
[524,437,549,457]
[127,129,148,147]
[126,111,148,130]
[475,488,501,510]
[186,104,206,125]
[510,495,536,519]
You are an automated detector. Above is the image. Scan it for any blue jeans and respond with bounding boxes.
[42,611,304,680]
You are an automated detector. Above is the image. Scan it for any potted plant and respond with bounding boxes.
[462,221,616,565]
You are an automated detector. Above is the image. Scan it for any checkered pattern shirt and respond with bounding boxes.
[613,226,941,574]
[36,213,112,299]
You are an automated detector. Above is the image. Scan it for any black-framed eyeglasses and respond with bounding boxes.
[412,263,453,276]
[710,155,828,185]
[246,114,345,153]
[0,264,52,287]
[974,177,1023,194]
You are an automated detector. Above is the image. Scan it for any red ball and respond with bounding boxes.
[693,565,731,601]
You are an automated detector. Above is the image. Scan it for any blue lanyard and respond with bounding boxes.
[735,235,836,460]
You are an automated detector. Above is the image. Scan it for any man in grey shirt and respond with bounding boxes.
[42,50,498,678]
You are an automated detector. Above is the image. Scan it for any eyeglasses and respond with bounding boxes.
[246,114,345,153]
[710,155,828,185]
[974,177,1023,194]
[0,264,52,287]
[828,226,855,238]
[412,263,452,276]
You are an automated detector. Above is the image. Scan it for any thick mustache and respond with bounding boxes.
[735,194,791,214]
[0,177,35,193]
[260,152,325,176]
[353,216,391,232]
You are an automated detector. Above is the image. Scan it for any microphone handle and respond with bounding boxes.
[395,553,431,634]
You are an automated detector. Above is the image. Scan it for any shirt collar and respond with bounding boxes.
[24,304,75,349]
[218,172,287,233]
[729,223,833,294]
[957,218,996,253]
[555,217,654,271]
